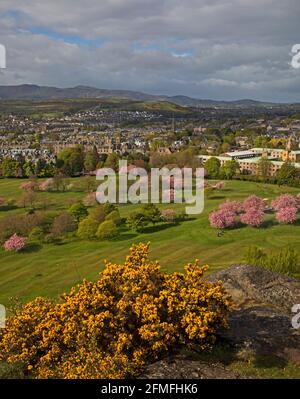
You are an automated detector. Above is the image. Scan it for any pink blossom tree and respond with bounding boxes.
[209,209,236,229]
[272,194,298,211]
[4,234,27,252]
[240,208,264,227]
[275,206,298,224]
[219,200,242,214]
[38,178,55,192]
[20,181,37,191]
[242,195,265,212]
[161,209,177,222]
[212,181,225,190]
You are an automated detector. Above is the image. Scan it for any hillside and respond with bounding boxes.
[0,84,290,108]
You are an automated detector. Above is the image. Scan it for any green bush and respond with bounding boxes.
[244,246,299,277]
[103,203,117,215]
[105,210,122,226]
[77,217,98,240]
[126,212,148,232]
[96,220,118,240]
[68,203,88,222]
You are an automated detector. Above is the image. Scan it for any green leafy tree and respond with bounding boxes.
[105,210,122,226]
[256,157,272,182]
[142,203,161,225]
[84,146,99,172]
[68,203,88,222]
[96,220,118,240]
[276,161,297,186]
[57,146,84,176]
[103,203,117,215]
[220,160,240,180]
[104,153,120,171]
[204,157,221,179]
[77,217,98,240]
[126,212,148,232]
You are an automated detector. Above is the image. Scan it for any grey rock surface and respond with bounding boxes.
[141,265,300,378]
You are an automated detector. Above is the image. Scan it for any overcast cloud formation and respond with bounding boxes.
[0,0,299,102]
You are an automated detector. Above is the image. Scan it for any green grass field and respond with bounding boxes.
[0,178,299,306]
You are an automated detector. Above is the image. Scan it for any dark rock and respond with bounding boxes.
[141,265,300,379]
[207,264,300,313]
[208,265,300,363]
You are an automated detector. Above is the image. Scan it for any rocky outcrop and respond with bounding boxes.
[208,265,300,364]
[141,265,300,379]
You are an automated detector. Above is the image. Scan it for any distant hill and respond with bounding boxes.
[0,84,290,108]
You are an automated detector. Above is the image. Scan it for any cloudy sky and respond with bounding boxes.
[0,0,299,102]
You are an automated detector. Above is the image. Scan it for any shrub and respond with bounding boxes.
[209,209,236,229]
[103,203,117,216]
[244,245,299,276]
[126,212,148,232]
[219,200,241,214]
[275,206,298,224]
[77,217,98,240]
[96,220,118,240]
[272,194,298,211]
[242,195,265,212]
[38,178,55,192]
[105,210,122,226]
[51,213,77,237]
[0,243,232,379]
[0,213,46,244]
[4,234,27,252]
[20,181,37,191]
[43,233,61,244]
[68,203,88,222]
[161,209,177,223]
[212,181,225,190]
[240,208,264,227]
[89,205,106,224]
[29,227,44,243]
[142,203,161,225]
[18,191,37,209]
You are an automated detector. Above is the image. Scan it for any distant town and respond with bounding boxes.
[0,94,299,185]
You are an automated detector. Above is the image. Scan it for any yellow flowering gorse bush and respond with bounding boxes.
[0,243,232,378]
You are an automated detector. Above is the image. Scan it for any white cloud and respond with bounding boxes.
[0,0,299,101]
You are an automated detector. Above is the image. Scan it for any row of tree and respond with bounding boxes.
[204,156,300,187]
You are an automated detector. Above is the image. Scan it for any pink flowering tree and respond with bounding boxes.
[275,206,298,224]
[4,234,27,252]
[20,181,37,191]
[240,208,264,227]
[161,209,177,222]
[272,194,298,212]
[209,209,236,229]
[219,200,242,214]
[38,178,55,192]
[242,195,266,212]
[212,181,225,190]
